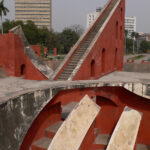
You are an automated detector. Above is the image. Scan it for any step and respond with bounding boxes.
[136,144,150,150]
[70,57,80,61]
[94,134,111,145]
[94,128,99,136]
[61,101,78,120]
[57,77,68,80]
[66,64,76,68]
[62,69,73,73]
[69,62,78,65]
[58,74,70,78]
[31,137,52,150]
[64,68,74,71]
[73,52,85,56]
[75,50,85,53]
[45,121,63,138]
[72,55,82,58]
[48,95,100,150]
[80,44,89,48]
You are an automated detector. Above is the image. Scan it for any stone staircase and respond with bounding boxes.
[92,134,111,149]
[57,0,118,81]
[30,100,112,150]
[30,101,78,150]
[29,98,143,150]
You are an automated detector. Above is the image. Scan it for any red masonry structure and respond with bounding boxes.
[0,32,47,80]
[31,45,41,58]
[53,0,125,81]
[53,48,57,56]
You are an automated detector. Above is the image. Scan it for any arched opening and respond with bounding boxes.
[121,8,123,21]
[116,21,119,39]
[114,48,118,67]
[102,48,105,73]
[91,60,95,77]
[120,26,122,39]
[20,64,26,76]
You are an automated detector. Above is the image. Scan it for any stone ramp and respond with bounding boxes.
[9,25,53,79]
[106,107,142,150]
[48,95,100,150]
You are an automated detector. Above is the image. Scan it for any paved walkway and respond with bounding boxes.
[0,71,150,102]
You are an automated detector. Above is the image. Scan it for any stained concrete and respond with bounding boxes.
[0,71,150,150]
[9,26,53,79]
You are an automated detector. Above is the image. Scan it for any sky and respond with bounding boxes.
[3,0,150,33]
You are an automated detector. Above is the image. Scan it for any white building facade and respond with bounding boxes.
[125,16,136,36]
[15,0,52,30]
[86,8,102,28]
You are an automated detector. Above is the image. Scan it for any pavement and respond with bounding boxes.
[0,71,150,102]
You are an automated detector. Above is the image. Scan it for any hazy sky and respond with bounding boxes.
[3,0,150,33]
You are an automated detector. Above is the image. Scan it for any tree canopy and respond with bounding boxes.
[140,41,150,53]
[0,0,9,34]
[2,20,81,54]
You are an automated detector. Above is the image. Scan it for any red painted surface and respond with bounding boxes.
[21,86,150,150]
[31,45,41,58]
[80,123,95,150]
[44,48,47,55]
[127,59,135,63]
[73,0,125,80]
[54,0,125,80]
[20,102,61,150]
[0,32,47,80]
[53,48,57,56]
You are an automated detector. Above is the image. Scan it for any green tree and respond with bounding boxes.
[3,19,24,33]
[124,30,128,54]
[140,41,150,53]
[70,24,84,36]
[126,38,133,53]
[0,0,9,34]
[59,28,79,54]
[45,31,62,52]
[1,20,81,54]
[22,20,40,44]
[131,32,136,53]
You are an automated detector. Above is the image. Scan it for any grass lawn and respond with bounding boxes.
[128,55,145,60]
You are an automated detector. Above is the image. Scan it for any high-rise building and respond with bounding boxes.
[86,7,102,28]
[15,0,52,30]
[125,16,136,36]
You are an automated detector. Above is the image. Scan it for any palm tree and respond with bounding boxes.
[135,32,139,53]
[125,30,128,54]
[0,0,9,34]
[131,32,136,54]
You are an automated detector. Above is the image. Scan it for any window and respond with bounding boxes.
[102,48,105,73]
[91,60,95,77]
[21,64,25,76]
[116,21,119,39]
[120,26,122,39]
[114,48,117,67]
[121,8,123,21]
